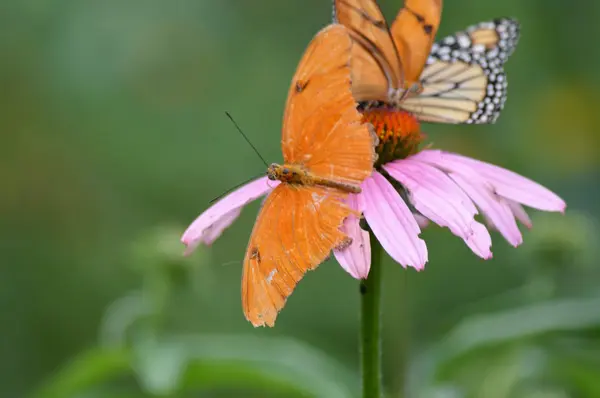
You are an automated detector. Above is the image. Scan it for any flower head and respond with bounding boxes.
[333,109,566,278]
[183,109,566,283]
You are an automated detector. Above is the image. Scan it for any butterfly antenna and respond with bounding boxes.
[331,0,338,22]
[209,173,264,204]
[225,111,269,167]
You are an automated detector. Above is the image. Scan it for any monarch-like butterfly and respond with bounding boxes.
[333,0,520,124]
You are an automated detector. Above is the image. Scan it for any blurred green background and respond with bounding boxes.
[2,0,600,397]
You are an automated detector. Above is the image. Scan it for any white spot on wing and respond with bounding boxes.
[310,192,326,209]
[266,268,277,284]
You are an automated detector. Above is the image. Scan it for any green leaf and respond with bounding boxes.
[434,295,600,363]
[31,348,133,398]
[409,295,600,397]
[33,334,357,398]
[132,333,358,397]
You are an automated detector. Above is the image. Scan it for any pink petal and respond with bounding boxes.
[413,150,566,212]
[414,213,430,229]
[181,176,277,255]
[361,171,428,270]
[334,194,371,279]
[384,159,492,259]
[507,200,532,229]
[449,172,523,247]
[201,207,242,246]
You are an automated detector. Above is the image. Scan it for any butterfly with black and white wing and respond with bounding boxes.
[400,18,520,124]
[333,0,520,124]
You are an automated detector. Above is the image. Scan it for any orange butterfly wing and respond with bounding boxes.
[333,0,405,102]
[281,24,376,186]
[390,0,443,86]
[242,24,376,327]
[242,185,351,327]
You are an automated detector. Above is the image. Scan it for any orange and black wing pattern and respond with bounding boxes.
[242,24,376,327]
[333,0,404,102]
[390,0,442,87]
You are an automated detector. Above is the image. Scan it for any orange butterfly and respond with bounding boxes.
[183,25,376,327]
[238,25,375,327]
[333,0,520,123]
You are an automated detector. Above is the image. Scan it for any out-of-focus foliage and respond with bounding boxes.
[33,230,358,398]
[1,1,599,397]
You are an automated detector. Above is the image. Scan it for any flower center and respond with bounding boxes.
[361,107,424,167]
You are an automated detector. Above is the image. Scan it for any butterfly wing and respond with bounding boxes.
[333,0,405,102]
[390,0,443,86]
[400,18,520,124]
[242,184,351,327]
[242,24,376,327]
[282,23,376,186]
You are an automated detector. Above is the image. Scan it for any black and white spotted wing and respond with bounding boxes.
[400,18,520,124]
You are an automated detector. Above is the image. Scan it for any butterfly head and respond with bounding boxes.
[266,163,280,181]
[267,163,305,184]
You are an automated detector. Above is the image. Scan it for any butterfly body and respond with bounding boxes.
[374,82,422,110]
[267,163,362,194]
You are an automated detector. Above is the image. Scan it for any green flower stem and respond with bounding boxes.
[360,235,383,398]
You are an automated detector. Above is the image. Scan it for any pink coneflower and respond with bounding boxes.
[333,108,566,278]
[181,108,565,281]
